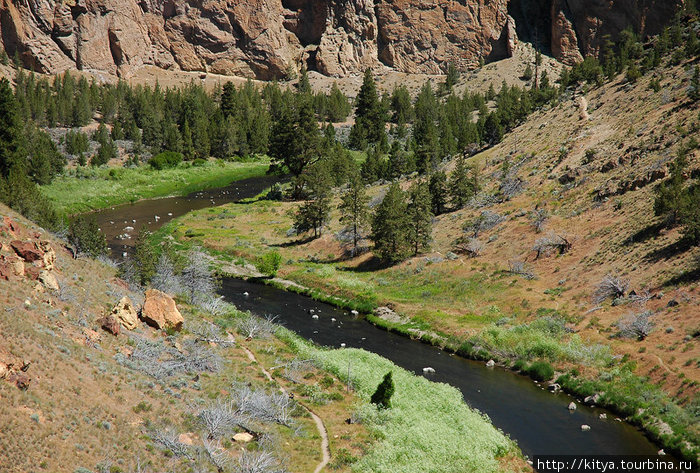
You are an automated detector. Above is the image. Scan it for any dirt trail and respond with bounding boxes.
[242,345,331,473]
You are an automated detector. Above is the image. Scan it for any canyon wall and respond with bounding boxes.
[0,0,685,79]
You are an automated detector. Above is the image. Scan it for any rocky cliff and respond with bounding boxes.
[0,0,685,79]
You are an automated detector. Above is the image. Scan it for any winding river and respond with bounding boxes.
[93,175,664,459]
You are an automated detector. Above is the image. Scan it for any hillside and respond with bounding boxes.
[163,57,700,458]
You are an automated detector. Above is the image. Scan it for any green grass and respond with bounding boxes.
[277,329,521,473]
[41,158,270,215]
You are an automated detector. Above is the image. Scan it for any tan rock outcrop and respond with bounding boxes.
[111,296,139,330]
[141,289,183,331]
[0,0,686,78]
[38,270,60,292]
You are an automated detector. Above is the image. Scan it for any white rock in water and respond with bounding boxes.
[423,367,435,374]
[340,343,346,348]
[581,425,591,431]
[125,226,134,231]
[658,449,666,456]
[243,292,249,296]
[312,314,319,320]
[122,252,128,257]
[331,318,336,322]
[599,413,607,419]
[132,219,136,223]
[168,213,173,216]
[485,359,495,368]
[351,310,359,316]
[568,402,577,411]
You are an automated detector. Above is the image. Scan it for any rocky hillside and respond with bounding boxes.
[0,0,685,79]
[0,204,373,473]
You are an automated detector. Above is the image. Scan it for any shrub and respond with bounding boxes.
[526,361,554,381]
[68,214,108,258]
[149,151,183,170]
[256,250,282,277]
[370,371,394,409]
[192,158,206,167]
[512,359,528,372]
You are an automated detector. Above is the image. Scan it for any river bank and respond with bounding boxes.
[40,157,270,215]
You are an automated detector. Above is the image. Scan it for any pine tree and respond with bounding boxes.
[406,180,433,255]
[689,65,700,102]
[370,371,394,409]
[0,78,25,177]
[449,156,478,210]
[428,171,448,215]
[221,82,236,118]
[445,62,460,91]
[371,182,410,264]
[293,164,332,238]
[339,173,370,256]
[350,69,386,149]
[327,82,351,122]
[654,149,688,225]
[413,82,440,172]
[181,119,195,160]
[390,84,414,125]
[133,228,157,285]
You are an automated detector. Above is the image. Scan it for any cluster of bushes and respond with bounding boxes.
[148,151,183,170]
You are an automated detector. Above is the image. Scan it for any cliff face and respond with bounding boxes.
[0,0,685,79]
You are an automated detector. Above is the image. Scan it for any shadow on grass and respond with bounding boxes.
[664,267,700,287]
[624,221,666,246]
[643,237,694,263]
[338,256,393,272]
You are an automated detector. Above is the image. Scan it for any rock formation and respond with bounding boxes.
[141,288,183,331]
[111,296,139,330]
[0,0,686,78]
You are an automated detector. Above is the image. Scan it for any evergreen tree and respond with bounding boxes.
[293,163,332,238]
[339,173,370,256]
[0,78,25,177]
[654,149,688,225]
[349,69,386,150]
[68,214,108,258]
[428,171,448,215]
[371,182,410,264]
[388,140,413,178]
[406,180,433,255]
[361,146,387,183]
[449,156,478,210]
[445,62,460,91]
[220,81,236,118]
[133,228,157,285]
[327,82,351,122]
[390,84,414,125]
[689,65,700,102]
[413,82,440,172]
[181,119,195,160]
[370,371,395,409]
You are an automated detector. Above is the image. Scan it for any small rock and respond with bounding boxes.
[599,413,607,419]
[667,299,679,307]
[584,393,600,405]
[340,343,346,348]
[233,432,254,443]
[568,402,577,411]
[581,424,591,431]
[548,383,561,392]
[10,240,44,263]
[351,310,359,316]
[485,359,495,368]
[8,372,30,390]
[658,449,666,456]
[423,367,435,374]
[98,315,121,336]
[24,299,31,308]
[331,318,336,322]
[311,314,319,320]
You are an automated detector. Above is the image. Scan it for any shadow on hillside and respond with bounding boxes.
[643,237,694,263]
[624,221,666,246]
[337,256,399,272]
[664,268,700,287]
[270,236,318,248]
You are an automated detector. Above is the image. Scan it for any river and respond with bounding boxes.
[92,174,665,459]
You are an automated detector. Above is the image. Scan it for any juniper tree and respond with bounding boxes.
[339,173,370,256]
[370,371,394,409]
[654,149,688,225]
[371,182,410,264]
[133,228,157,286]
[406,180,433,256]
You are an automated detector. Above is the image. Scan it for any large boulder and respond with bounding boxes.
[141,289,183,331]
[10,240,44,263]
[38,270,59,292]
[111,296,139,330]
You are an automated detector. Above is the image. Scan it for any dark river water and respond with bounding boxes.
[92,175,666,459]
